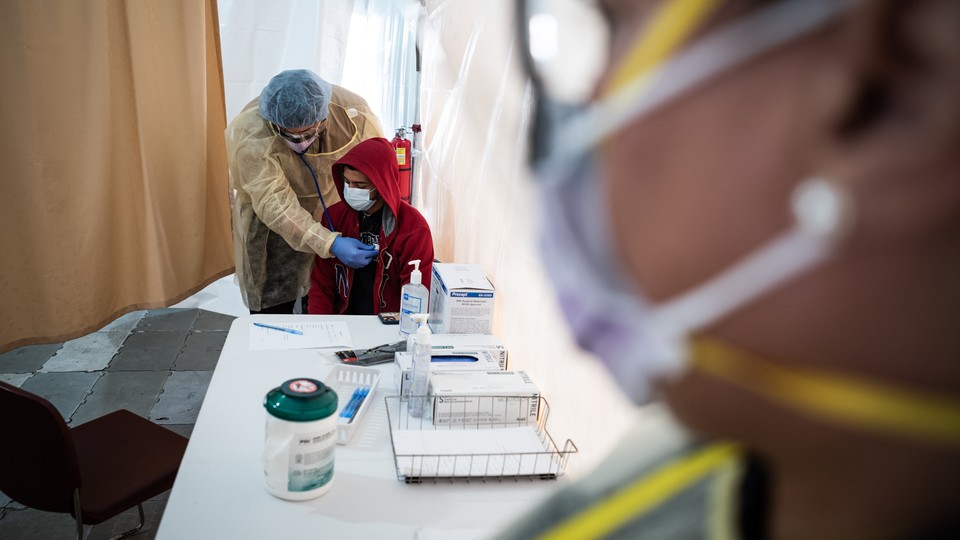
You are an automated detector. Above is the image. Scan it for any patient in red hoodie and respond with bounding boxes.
[308,137,434,315]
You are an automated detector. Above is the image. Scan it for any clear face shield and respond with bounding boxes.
[271,119,326,153]
[514,0,856,400]
[515,0,611,164]
[513,0,960,449]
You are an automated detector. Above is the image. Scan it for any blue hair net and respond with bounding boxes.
[258,69,333,128]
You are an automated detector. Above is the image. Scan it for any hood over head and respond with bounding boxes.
[332,138,402,221]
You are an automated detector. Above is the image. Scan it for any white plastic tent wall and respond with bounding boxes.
[215,0,646,477]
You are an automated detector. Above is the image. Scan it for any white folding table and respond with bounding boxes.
[157,315,564,539]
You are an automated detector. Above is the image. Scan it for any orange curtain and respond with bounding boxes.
[0,0,234,353]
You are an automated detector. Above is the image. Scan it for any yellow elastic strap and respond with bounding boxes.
[692,339,960,446]
[601,0,721,97]
[537,443,739,540]
[303,103,360,157]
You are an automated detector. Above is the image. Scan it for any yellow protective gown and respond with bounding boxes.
[226,86,383,310]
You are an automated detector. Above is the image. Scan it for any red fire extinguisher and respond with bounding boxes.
[391,128,412,202]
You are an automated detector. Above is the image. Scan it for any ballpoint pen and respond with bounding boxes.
[339,387,370,422]
[348,388,370,423]
[339,388,362,419]
[253,322,304,335]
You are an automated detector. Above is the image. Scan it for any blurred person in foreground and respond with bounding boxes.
[308,138,434,315]
[501,0,960,538]
[226,69,383,314]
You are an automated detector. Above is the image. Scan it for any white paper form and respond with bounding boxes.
[249,321,352,350]
[391,427,563,478]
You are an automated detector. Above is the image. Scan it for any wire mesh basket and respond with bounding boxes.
[385,395,578,484]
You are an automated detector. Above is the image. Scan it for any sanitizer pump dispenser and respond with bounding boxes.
[408,313,432,418]
[400,260,428,334]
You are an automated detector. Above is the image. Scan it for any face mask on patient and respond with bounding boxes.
[343,185,377,212]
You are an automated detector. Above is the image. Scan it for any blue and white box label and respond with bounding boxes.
[429,263,496,334]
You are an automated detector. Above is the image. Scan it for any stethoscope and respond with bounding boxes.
[296,149,336,233]
[274,103,364,235]
[269,118,337,233]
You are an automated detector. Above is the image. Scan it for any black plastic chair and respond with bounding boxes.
[0,381,188,539]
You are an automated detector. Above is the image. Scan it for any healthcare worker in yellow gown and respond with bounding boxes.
[226,69,383,313]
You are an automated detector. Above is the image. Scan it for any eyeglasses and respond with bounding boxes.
[515,0,611,163]
[274,120,325,143]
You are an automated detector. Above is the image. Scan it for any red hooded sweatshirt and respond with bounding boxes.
[308,138,434,315]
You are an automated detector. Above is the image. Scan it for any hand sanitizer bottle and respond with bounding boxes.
[408,313,432,418]
[400,260,429,335]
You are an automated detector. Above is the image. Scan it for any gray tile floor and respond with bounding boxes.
[0,308,236,540]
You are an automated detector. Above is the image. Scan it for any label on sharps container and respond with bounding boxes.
[287,428,336,492]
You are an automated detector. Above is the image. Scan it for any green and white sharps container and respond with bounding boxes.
[262,378,338,500]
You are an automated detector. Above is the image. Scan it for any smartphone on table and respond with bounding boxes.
[378,312,400,325]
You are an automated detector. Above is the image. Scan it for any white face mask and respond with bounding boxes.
[534,0,854,402]
[343,185,377,212]
[284,133,319,154]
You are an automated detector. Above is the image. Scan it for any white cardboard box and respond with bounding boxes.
[395,350,502,397]
[430,371,540,425]
[429,264,496,334]
[430,334,508,370]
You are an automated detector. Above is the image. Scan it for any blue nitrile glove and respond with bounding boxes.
[331,236,378,269]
